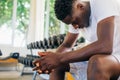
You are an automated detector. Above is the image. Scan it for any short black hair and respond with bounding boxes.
[54,0,76,20]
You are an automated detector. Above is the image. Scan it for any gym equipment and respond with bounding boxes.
[40,40,44,49]
[10,52,19,59]
[56,34,65,46]
[0,52,19,60]
[59,34,66,44]
[36,41,40,49]
[24,34,85,80]
[34,42,38,49]
[26,34,86,50]
[0,49,2,56]
[53,35,60,48]
[27,44,31,49]
[75,37,85,46]
[26,33,67,50]
[43,38,49,50]
[48,36,54,49]
[16,54,41,79]
[17,55,40,68]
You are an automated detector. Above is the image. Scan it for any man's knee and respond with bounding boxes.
[88,55,107,72]
[87,55,112,80]
[87,55,120,80]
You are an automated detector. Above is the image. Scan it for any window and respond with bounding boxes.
[15,0,30,47]
[0,0,30,47]
[0,0,13,45]
[44,0,68,38]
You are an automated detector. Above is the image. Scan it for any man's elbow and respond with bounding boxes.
[102,42,113,54]
[61,42,73,48]
[104,47,113,55]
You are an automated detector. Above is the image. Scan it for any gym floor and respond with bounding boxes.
[0,73,40,80]
[0,62,44,80]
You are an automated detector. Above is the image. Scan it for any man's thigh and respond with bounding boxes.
[103,55,120,74]
[109,54,120,79]
[69,54,120,80]
[88,54,120,79]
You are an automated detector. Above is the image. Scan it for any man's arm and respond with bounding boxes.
[50,32,79,80]
[60,16,114,63]
[56,32,79,53]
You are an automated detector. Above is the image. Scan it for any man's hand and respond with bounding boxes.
[33,60,54,74]
[33,52,48,74]
[33,52,62,74]
[38,52,62,71]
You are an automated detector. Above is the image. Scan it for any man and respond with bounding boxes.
[33,0,120,80]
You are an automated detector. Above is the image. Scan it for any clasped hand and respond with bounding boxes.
[33,52,62,74]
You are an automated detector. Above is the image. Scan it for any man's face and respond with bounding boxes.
[62,1,90,29]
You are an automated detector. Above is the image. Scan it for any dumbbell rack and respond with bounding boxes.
[19,34,85,80]
[26,34,66,80]
[31,50,50,80]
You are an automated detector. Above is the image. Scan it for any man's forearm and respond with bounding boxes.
[56,44,72,53]
[50,43,71,80]
[60,40,112,64]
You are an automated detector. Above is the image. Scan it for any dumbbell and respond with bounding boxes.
[77,37,85,43]
[0,52,19,60]
[26,57,34,67]
[10,52,19,59]
[18,56,25,64]
[30,43,34,49]
[59,34,65,44]
[0,49,2,56]
[18,57,31,67]
[49,35,59,48]
[25,55,40,67]
[48,37,54,49]
[18,56,39,67]
[27,57,35,67]
[39,40,44,49]
[32,42,35,49]
[47,37,52,49]
[23,57,28,66]
[75,37,85,46]
[26,54,39,58]
[56,35,62,46]
[36,41,41,49]
[43,38,49,49]
[45,38,52,49]
[34,42,38,49]
[27,44,29,49]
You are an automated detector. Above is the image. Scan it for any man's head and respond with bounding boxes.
[54,0,90,28]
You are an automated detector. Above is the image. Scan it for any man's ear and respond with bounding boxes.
[77,3,84,10]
